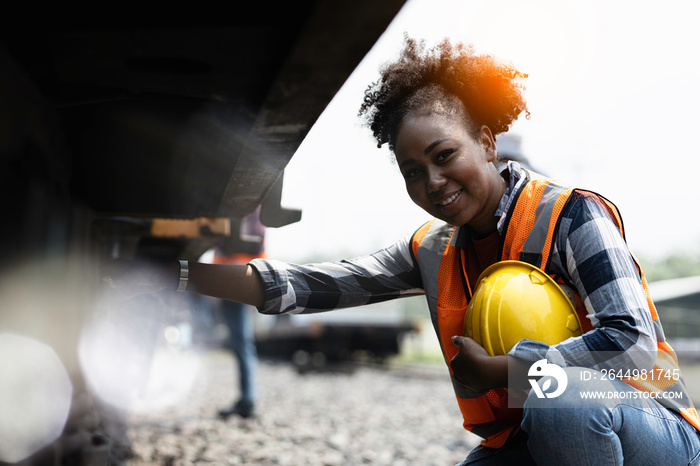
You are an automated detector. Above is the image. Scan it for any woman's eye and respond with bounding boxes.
[403,168,421,179]
[436,149,455,162]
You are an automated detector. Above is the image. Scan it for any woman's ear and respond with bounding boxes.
[480,125,497,162]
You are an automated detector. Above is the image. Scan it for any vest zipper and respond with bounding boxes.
[458,247,473,302]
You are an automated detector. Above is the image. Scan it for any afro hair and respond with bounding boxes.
[359,36,529,152]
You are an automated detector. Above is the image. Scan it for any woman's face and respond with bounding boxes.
[394,111,503,231]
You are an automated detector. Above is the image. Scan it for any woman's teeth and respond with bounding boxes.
[439,191,460,206]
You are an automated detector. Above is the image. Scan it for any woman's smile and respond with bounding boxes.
[436,189,462,207]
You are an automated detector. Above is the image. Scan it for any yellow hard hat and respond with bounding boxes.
[464,260,582,356]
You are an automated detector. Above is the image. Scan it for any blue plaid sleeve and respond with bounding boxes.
[509,192,657,371]
[249,234,425,315]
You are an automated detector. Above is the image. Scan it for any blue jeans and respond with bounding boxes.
[459,367,700,465]
[221,300,257,404]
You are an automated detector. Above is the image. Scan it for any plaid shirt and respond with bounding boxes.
[250,163,657,371]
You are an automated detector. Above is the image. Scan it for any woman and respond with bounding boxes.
[106,37,700,465]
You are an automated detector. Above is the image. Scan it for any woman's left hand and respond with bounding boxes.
[450,336,508,393]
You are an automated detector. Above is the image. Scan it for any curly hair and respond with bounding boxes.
[359,36,529,152]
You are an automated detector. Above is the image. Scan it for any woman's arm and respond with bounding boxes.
[103,233,424,313]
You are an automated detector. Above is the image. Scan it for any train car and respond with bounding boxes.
[253,302,420,371]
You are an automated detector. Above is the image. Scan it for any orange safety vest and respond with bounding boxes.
[411,171,700,448]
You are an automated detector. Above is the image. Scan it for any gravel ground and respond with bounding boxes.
[117,349,480,466]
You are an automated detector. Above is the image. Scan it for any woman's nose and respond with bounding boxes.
[426,168,446,193]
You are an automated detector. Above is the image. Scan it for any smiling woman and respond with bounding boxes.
[348,37,700,466]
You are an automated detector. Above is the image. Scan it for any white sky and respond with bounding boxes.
[266,0,700,262]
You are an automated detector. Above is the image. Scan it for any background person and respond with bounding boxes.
[210,208,265,419]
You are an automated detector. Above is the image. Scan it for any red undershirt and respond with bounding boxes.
[464,229,501,293]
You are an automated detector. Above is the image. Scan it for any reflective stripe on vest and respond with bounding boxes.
[519,181,570,268]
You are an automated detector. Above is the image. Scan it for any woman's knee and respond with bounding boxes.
[522,366,617,433]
